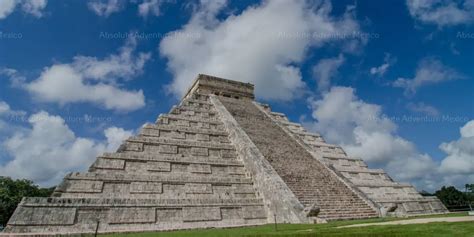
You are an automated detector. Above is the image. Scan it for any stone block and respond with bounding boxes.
[176,119,190,127]
[430,200,447,211]
[130,182,163,194]
[66,180,104,193]
[141,128,160,137]
[108,208,156,224]
[221,207,243,220]
[208,149,220,157]
[242,206,267,219]
[94,158,125,170]
[125,142,143,151]
[403,202,424,212]
[191,147,208,156]
[157,208,182,222]
[221,149,237,159]
[196,133,210,141]
[183,207,221,222]
[188,164,212,174]
[9,207,76,225]
[159,145,178,154]
[185,183,213,194]
[147,161,171,172]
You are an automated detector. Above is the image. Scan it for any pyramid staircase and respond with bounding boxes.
[259,104,448,216]
[218,96,379,220]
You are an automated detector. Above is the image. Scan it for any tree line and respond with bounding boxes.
[0,177,54,229]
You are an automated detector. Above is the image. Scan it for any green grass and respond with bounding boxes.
[102,212,473,237]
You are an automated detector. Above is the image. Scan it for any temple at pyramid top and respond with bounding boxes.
[3,74,447,236]
[184,74,255,100]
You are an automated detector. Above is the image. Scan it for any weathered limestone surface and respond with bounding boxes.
[3,74,447,236]
[217,96,379,221]
[3,75,267,236]
[261,104,448,217]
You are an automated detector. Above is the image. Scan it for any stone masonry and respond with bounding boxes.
[3,74,447,236]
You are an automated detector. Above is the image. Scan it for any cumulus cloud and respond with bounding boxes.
[370,53,395,76]
[0,101,26,135]
[138,0,164,17]
[0,0,47,19]
[434,120,474,188]
[312,54,345,92]
[393,58,464,96]
[304,87,474,190]
[305,87,439,188]
[0,110,133,186]
[104,126,134,151]
[160,0,363,101]
[406,0,474,27]
[406,102,440,116]
[439,120,474,174]
[88,0,125,17]
[21,37,150,112]
[88,0,171,18]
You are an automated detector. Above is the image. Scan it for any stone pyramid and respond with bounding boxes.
[4,74,447,235]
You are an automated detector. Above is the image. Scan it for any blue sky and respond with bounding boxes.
[0,0,473,191]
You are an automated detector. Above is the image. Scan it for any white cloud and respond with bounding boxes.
[0,0,47,19]
[0,101,13,114]
[393,58,464,96]
[312,54,345,92]
[0,110,133,186]
[0,0,16,19]
[71,37,151,81]
[22,37,150,112]
[160,0,363,101]
[138,0,163,17]
[0,101,27,134]
[304,87,474,190]
[370,53,395,76]
[104,126,133,151]
[88,0,125,17]
[305,87,439,188]
[406,0,474,27]
[21,0,46,17]
[439,120,474,174]
[406,102,440,116]
[88,0,171,18]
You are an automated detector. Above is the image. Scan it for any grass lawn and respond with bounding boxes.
[102,212,473,237]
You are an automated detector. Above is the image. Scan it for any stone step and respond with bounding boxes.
[142,123,228,136]
[304,141,340,148]
[19,197,265,207]
[219,97,378,221]
[97,152,243,167]
[319,153,352,159]
[126,136,235,150]
[320,213,378,221]
[57,181,258,199]
[92,160,247,177]
[156,114,223,126]
[181,98,213,106]
[139,129,231,144]
[171,105,216,115]
[353,181,413,187]
[335,167,386,174]
[186,92,210,101]
[63,172,254,185]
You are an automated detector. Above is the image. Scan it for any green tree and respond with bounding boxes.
[0,176,54,227]
[435,186,468,208]
[466,184,474,193]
